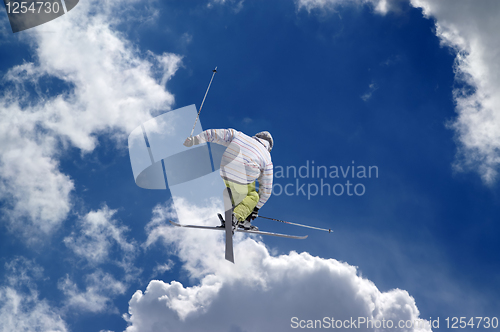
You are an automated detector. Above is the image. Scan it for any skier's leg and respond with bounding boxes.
[223,180,248,223]
[224,180,245,207]
[233,182,259,221]
[223,180,259,222]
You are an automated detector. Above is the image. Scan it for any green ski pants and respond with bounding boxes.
[224,180,259,222]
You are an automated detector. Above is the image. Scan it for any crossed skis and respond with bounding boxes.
[170,188,331,263]
[169,217,307,263]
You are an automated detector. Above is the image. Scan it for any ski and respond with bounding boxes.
[258,215,333,233]
[223,187,235,262]
[169,220,308,240]
[170,188,305,263]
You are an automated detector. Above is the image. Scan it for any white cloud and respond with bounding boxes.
[207,0,244,12]
[409,0,500,183]
[61,206,140,313]
[0,258,68,332]
[0,0,182,242]
[58,270,127,314]
[64,205,137,265]
[0,109,74,242]
[156,52,184,88]
[64,205,141,285]
[0,287,69,332]
[151,260,175,278]
[143,199,227,279]
[296,0,403,15]
[361,82,379,101]
[296,0,500,183]
[125,200,430,332]
[3,257,45,288]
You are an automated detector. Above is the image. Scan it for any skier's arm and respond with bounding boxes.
[256,163,273,209]
[185,129,236,147]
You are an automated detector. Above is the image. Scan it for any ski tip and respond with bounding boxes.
[169,220,180,226]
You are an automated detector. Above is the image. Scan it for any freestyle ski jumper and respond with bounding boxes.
[180,128,304,262]
[172,67,330,263]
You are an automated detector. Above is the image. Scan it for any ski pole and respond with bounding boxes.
[190,67,217,137]
[258,216,333,233]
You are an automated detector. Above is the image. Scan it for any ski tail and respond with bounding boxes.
[223,187,234,263]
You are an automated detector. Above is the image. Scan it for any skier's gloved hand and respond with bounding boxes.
[249,207,259,220]
[183,136,200,147]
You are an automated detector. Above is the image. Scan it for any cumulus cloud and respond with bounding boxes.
[143,198,228,279]
[125,200,430,332]
[0,258,68,332]
[0,0,182,242]
[408,0,500,183]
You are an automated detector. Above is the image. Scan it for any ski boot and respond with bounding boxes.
[231,213,241,233]
[217,213,239,231]
[238,216,258,231]
[217,213,226,228]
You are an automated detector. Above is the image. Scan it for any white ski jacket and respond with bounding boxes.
[193,128,273,209]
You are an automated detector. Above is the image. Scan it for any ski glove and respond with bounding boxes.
[183,136,200,147]
[249,207,259,220]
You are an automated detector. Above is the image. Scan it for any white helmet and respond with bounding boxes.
[255,131,273,152]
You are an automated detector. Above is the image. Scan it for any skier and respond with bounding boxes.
[184,129,273,230]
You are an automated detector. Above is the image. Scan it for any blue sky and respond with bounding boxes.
[1,0,500,331]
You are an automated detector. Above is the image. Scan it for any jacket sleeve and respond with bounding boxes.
[194,129,236,147]
[256,162,273,209]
